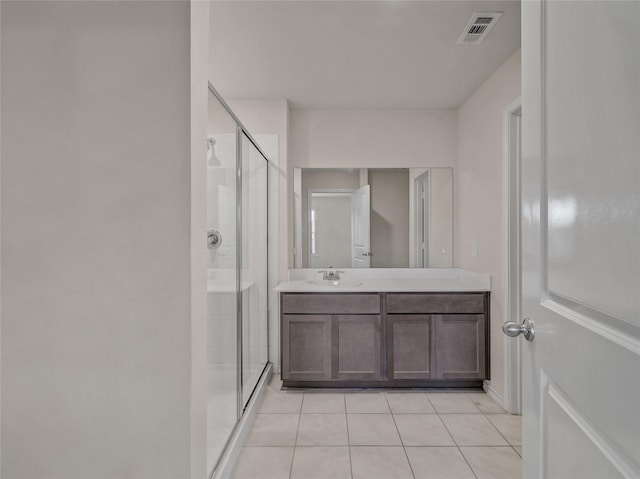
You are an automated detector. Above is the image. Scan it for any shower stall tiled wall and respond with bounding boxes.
[206,86,270,476]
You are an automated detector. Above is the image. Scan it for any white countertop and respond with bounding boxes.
[275,268,490,293]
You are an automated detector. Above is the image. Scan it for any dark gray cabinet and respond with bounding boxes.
[334,315,382,380]
[386,293,488,382]
[387,315,435,379]
[434,314,485,379]
[280,291,489,388]
[282,314,332,380]
[281,294,382,382]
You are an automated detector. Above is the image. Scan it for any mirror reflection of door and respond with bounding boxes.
[308,186,372,268]
[351,185,371,268]
[308,190,355,268]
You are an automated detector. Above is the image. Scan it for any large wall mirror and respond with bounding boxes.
[293,167,453,268]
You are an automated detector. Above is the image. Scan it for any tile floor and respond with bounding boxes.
[232,375,522,479]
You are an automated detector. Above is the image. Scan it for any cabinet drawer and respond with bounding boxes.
[282,293,380,314]
[386,293,485,314]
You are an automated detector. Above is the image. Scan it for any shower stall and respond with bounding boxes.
[206,85,271,477]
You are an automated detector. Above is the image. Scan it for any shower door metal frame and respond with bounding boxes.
[207,82,272,477]
[235,128,271,416]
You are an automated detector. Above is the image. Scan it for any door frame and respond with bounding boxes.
[503,97,523,415]
[413,170,430,268]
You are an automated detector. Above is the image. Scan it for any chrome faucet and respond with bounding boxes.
[318,269,346,281]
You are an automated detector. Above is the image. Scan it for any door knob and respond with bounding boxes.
[502,318,535,342]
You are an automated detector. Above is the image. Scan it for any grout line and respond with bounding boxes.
[387,395,416,479]
[458,446,480,479]
[288,393,303,479]
[345,394,354,479]
[434,413,459,448]
[456,445,517,448]
[293,444,350,447]
[424,393,437,413]
[465,391,508,414]
[299,392,307,414]
[434,404,480,479]
[486,407,523,447]
[481,411,513,447]
[513,445,522,458]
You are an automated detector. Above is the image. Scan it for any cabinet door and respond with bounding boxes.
[435,314,486,379]
[387,315,435,379]
[334,315,381,380]
[282,315,332,380]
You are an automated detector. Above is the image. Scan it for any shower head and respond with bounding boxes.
[207,136,221,167]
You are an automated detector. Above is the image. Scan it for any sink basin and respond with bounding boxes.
[305,279,363,287]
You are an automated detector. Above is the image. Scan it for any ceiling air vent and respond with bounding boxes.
[457,12,502,45]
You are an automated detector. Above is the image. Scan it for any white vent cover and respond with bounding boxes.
[457,12,502,45]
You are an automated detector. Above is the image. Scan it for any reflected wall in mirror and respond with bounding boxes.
[293,167,453,268]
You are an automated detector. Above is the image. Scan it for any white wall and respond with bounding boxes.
[1,2,207,477]
[224,100,287,372]
[290,108,457,271]
[190,2,209,477]
[428,167,454,268]
[456,50,521,403]
[227,100,289,282]
[290,109,457,169]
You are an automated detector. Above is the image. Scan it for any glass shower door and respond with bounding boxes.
[206,85,272,478]
[206,94,238,472]
[240,133,269,407]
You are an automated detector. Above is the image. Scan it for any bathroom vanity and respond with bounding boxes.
[276,269,490,389]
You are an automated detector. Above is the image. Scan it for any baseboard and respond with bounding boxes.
[211,362,272,479]
[483,380,506,410]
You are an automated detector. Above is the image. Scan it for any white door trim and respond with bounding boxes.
[413,170,430,268]
[503,96,522,415]
[293,168,302,268]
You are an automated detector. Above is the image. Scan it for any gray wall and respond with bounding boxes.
[1,2,198,477]
[369,170,410,268]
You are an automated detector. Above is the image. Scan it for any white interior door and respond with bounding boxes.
[520,2,639,478]
[351,185,371,268]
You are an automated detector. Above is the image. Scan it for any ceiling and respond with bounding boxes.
[209,1,521,110]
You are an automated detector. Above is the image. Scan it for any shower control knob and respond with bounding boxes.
[502,318,535,342]
[207,229,222,249]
